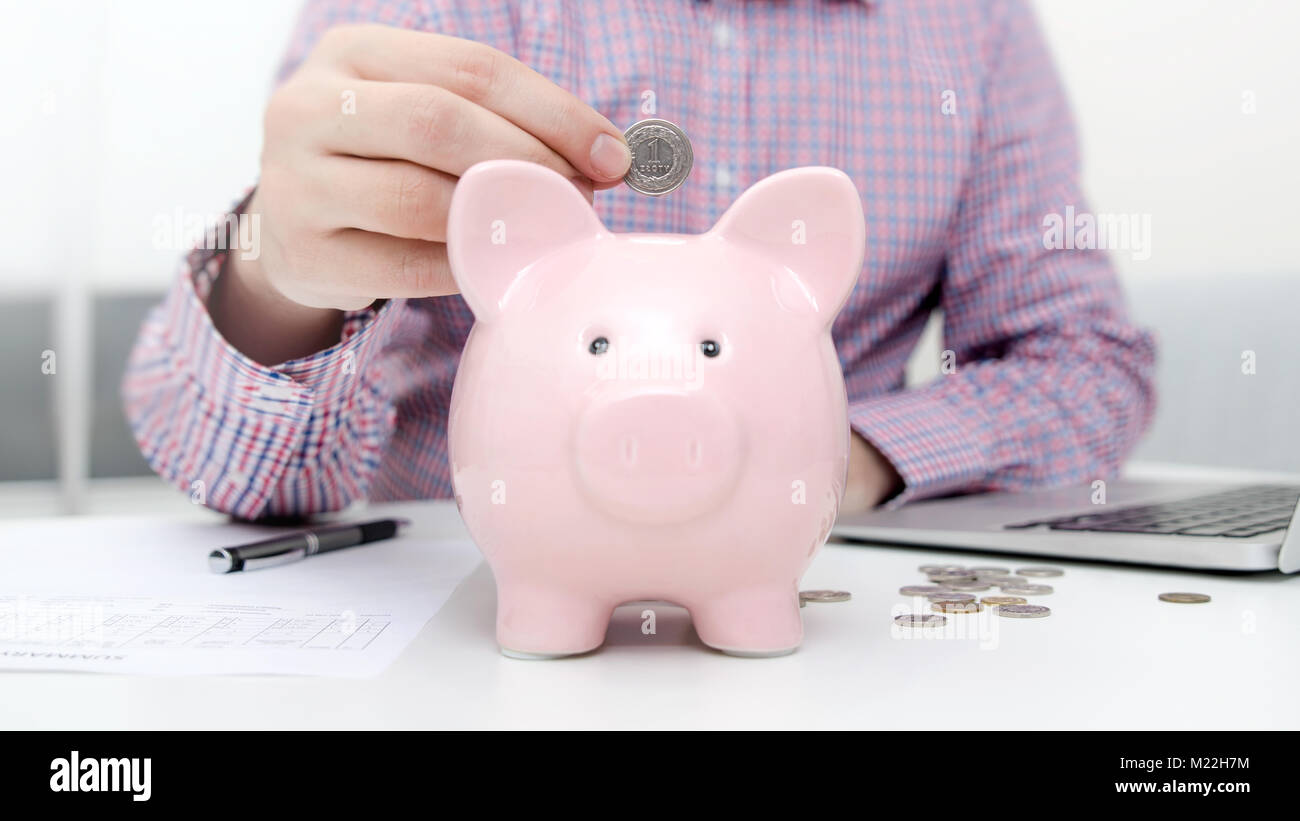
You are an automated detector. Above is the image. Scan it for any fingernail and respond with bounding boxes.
[589,133,631,180]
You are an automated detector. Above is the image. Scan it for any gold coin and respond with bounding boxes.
[981,596,1028,606]
[1158,592,1211,604]
[931,600,983,614]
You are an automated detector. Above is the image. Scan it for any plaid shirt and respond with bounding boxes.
[123,0,1156,518]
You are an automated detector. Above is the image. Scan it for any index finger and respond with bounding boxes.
[323,24,632,186]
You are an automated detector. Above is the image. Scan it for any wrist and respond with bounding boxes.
[843,432,903,512]
[209,196,345,366]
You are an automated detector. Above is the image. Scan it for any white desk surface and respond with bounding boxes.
[3,467,1298,730]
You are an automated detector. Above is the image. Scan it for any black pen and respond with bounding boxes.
[208,518,410,574]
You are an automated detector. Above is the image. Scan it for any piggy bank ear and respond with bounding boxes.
[710,167,865,324]
[447,160,607,321]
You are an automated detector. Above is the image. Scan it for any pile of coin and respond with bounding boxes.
[802,568,1211,630]
[894,564,1063,627]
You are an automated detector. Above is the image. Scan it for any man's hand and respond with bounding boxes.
[843,433,903,513]
[211,24,631,364]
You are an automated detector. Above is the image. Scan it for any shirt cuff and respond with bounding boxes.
[150,264,406,516]
[847,385,998,508]
[175,265,406,412]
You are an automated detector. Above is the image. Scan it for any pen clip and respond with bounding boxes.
[241,546,309,571]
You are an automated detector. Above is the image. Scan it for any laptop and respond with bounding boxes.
[832,480,1300,573]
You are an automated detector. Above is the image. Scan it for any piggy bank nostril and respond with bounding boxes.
[687,438,703,470]
[621,435,638,467]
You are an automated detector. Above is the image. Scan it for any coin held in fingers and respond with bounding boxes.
[622,118,693,196]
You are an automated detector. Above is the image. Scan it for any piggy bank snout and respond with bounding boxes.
[575,392,744,524]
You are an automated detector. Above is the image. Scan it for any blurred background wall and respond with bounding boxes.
[1,0,1297,515]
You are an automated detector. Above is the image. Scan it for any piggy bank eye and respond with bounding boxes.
[589,336,610,355]
[700,340,721,358]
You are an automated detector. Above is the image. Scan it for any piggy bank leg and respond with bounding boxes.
[688,587,804,658]
[495,583,613,659]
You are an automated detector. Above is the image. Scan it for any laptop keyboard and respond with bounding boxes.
[1004,484,1300,538]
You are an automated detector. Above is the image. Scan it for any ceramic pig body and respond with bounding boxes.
[446,160,864,658]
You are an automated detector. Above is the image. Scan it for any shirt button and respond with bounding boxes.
[715,166,733,188]
[712,22,733,48]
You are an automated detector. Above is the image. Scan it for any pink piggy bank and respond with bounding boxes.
[446,160,865,658]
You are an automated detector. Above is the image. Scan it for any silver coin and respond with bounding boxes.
[899,585,947,596]
[1016,566,1065,578]
[919,564,967,573]
[1158,592,1211,604]
[996,604,1051,619]
[981,576,1021,587]
[1000,584,1053,596]
[895,614,947,628]
[927,593,975,603]
[943,582,993,592]
[932,600,983,614]
[927,572,977,583]
[970,566,1010,575]
[622,118,693,196]
[800,589,851,603]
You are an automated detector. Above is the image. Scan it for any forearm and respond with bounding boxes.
[843,433,903,513]
[848,317,1155,508]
